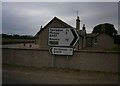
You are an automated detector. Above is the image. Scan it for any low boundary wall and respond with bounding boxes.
[2,48,119,73]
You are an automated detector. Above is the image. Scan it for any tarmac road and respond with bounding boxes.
[2,65,119,84]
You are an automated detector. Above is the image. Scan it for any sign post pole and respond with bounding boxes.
[66,55,69,70]
[52,55,55,68]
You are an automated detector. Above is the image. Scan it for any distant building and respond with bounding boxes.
[35,16,120,50]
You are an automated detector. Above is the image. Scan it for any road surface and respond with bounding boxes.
[2,65,119,84]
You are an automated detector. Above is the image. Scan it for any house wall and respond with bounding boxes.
[75,37,83,50]
[34,37,39,45]
[93,33,114,49]
[86,37,94,47]
[3,48,119,73]
[39,28,49,50]
[38,19,73,50]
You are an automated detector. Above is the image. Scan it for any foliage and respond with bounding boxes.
[1,33,34,39]
[92,23,117,36]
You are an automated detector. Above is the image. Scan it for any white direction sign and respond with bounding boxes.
[49,47,73,55]
[48,28,79,47]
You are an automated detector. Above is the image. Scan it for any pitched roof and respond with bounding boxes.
[87,33,120,44]
[86,33,99,38]
[35,17,73,37]
[87,32,115,38]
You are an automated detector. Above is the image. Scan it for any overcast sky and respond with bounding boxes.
[2,2,119,36]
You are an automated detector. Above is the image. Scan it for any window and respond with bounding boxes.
[94,38,98,44]
[88,39,91,44]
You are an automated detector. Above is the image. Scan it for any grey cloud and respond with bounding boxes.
[2,0,120,2]
[2,2,118,35]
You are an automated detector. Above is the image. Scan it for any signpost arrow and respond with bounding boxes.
[48,28,79,47]
[70,29,79,46]
[49,47,73,55]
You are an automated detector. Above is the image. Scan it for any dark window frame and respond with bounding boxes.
[94,38,98,44]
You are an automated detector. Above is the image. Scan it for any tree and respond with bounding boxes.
[92,23,117,36]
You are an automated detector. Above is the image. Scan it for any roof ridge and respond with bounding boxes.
[53,16,73,28]
[35,16,73,36]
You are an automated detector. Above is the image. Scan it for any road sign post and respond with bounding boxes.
[48,28,79,47]
[49,47,73,55]
[48,28,79,55]
[66,55,69,70]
